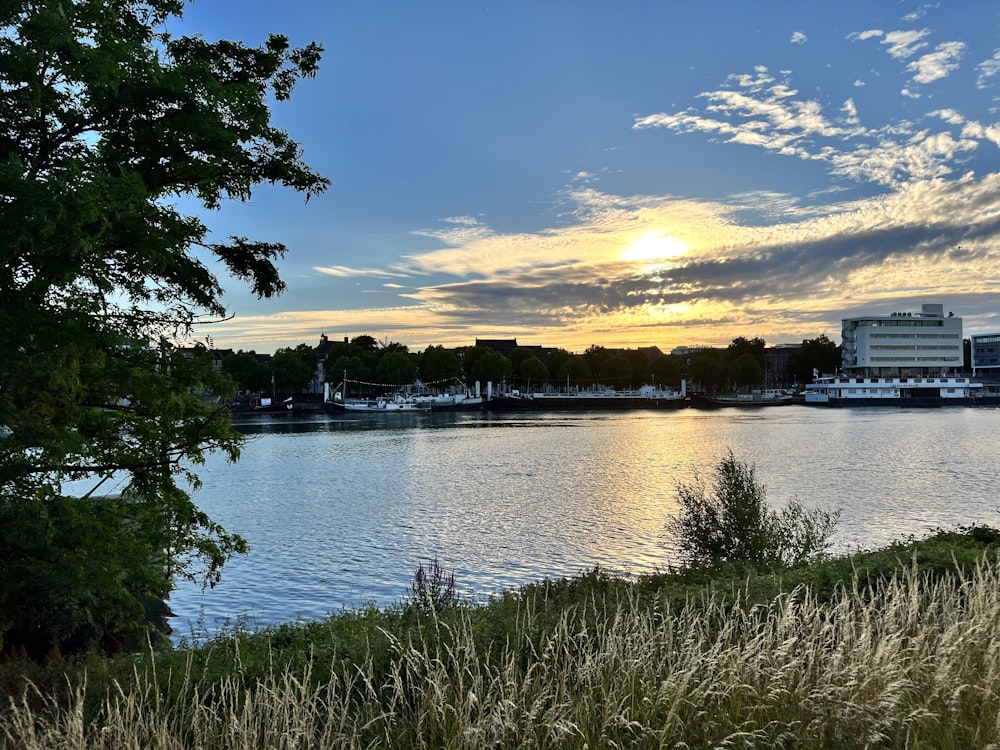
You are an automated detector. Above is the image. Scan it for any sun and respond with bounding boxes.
[621,232,689,261]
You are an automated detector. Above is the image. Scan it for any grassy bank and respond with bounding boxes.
[4,528,1000,748]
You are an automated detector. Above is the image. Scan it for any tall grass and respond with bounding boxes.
[5,558,1000,748]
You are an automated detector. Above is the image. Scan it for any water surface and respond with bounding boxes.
[170,407,1000,638]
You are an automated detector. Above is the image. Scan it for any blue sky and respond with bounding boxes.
[175,1,1000,353]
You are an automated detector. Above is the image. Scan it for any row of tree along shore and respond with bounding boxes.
[215,333,844,398]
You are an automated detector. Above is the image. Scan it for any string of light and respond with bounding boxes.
[333,376,466,390]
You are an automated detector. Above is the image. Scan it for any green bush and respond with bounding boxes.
[408,557,458,615]
[667,449,840,571]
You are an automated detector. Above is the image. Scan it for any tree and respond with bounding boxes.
[602,354,633,389]
[565,355,593,388]
[472,349,512,388]
[730,352,764,390]
[420,345,463,384]
[0,0,328,654]
[222,350,271,393]
[583,345,611,381]
[328,354,369,389]
[518,355,549,390]
[650,354,683,388]
[688,351,728,394]
[271,344,319,394]
[726,336,766,371]
[374,351,417,386]
[789,335,841,383]
[667,450,840,571]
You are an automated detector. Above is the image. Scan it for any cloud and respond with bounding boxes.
[907,41,965,84]
[216,171,1000,353]
[880,29,931,59]
[634,67,869,167]
[216,15,1000,354]
[790,31,807,45]
[976,51,1000,88]
[848,29,885,42]
[262,170,1000,354]
[313,265,413,279]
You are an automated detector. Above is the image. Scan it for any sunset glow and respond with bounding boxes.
[177,3,1000,354]
[621,233,689,263]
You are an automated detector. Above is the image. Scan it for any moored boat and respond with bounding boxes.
[802,374,1000,406]
[690,389,795,408]
[229,395,294,415]
[326,393,431,413]
[484,383,688,412]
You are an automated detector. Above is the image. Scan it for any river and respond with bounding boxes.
[168,406,1000,640]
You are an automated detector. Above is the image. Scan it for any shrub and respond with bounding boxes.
[667,449,840,571]
[409,557,458,615]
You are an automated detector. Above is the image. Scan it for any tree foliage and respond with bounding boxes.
[0,0,327,655]
[374,351,418,386]
[419,345,464,383]
[730,352,764,390]
[471,349,512,387]
[789,335,841,383]
[271,344,319,394]
[222,350,271,393]
[667,451,841,571]
[687,351,728,394]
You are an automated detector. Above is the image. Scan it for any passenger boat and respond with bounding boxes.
[484,383,688,412]
[326,393,431,413]
[802,375,1000,406]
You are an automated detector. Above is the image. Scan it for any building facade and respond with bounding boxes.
[971,333,1000,375]
[841,303,963,377]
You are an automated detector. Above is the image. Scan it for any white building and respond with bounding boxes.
[841,303,963,377]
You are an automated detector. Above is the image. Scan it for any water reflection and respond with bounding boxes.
[175,407,1000,639]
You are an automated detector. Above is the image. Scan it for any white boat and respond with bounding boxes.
[331,393,431,412]
[803,374,1000,406]
[419,393,484,411]
[485,383,688,411]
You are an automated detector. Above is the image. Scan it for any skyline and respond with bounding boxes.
[175,2,1000,354]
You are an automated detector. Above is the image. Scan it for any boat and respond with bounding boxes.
[802,374,1000,406]
[229,395,294,415]
[690,389,795,408]
[419,392,485,411]
[326,393,431,413]
[484,383,688,412]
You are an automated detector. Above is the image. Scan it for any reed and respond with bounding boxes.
[4,554,1000,748]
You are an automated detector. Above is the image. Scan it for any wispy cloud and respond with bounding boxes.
[790,31,807,45]
[976,50,1000,89]
[313,265,413,279]
[907,41,965,84]
[880,29,931,59]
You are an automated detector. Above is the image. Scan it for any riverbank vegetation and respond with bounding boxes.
[3,526,1000,748]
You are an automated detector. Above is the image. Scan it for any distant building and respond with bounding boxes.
[670,345,714,361]
[971,333,1000,375]
[841,303,963,377]
[475,338,520,358]
[765,344,800,388]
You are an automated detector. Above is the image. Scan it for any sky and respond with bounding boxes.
[173,1,1000,354]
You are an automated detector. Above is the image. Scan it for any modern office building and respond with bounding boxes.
[971,333,1000,375]
[840,303,963,377]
